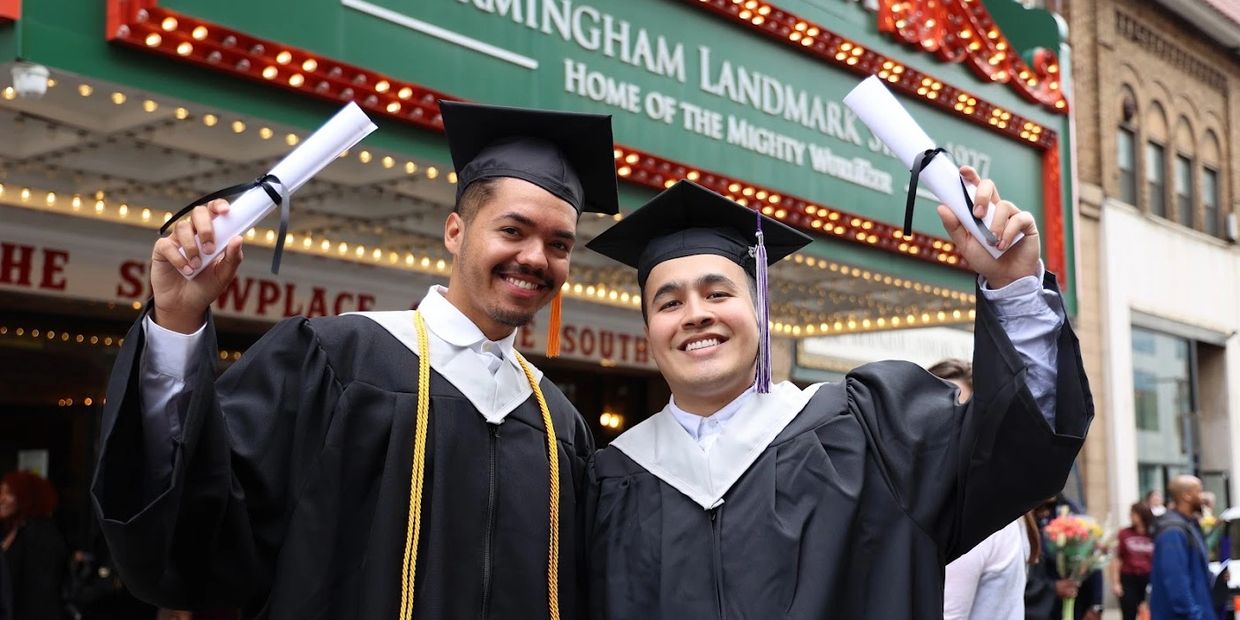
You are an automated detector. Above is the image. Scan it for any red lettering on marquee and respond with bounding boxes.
[283,283,303,316]
[358,294,376,312]
[0,244,72,291]
[616,333,631,362]
[307,287,328,317]
[332,293,355,316]
[216,278,254,313]
[579,328,596,357]
[0,243,34,286]
[562,325,577,354]
[116,261,147,298]
[634,336,649,364]
[40,249,69,290]
[599,331,614,359]
[518,324,537,349]
[256,281,280,316]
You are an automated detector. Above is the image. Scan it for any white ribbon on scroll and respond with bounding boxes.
[181,102,378,278]
[844,76,1017,258]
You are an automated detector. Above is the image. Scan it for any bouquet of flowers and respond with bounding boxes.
[1044,510,1113,620]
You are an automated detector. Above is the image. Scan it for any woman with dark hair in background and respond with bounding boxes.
[0,471,67,620]
[933,358,1036,620]
[1111,502,1155,620]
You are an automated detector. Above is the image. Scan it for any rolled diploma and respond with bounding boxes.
[182,101,378,277]
[843,76,1018,258]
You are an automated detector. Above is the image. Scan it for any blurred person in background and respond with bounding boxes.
[1,471,68,620]
[928,358,973,403]
[1028,494,1103,620]
[1149,475,1212,620]
[932,358,1033,620]
[1146,489,1167,517]
[1111,502,1155,620]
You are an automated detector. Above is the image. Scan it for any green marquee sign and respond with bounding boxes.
[3,0,1075,308]
[160,0,1044,237]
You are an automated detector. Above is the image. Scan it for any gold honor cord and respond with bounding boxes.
[399,311,561,620]
[515,350,562,620]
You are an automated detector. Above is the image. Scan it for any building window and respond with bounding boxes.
[1203,167,1220,237]
[1132,326,1195,485]
[1117,127,1137,205]
[1146,142,1166,218]
[1134,369,1160,430]
[1175,155,1194,227]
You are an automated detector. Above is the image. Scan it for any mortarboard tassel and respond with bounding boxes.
[546,290,563,358]
[753,210,772,394]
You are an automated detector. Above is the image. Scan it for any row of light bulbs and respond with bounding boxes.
[0,178,977,328]
[770,306,976,337]
[111,6,986,268]
[709,0,1066,123]
[2,81,978,331]
[25,77,468,183]
[613,146,961,264]
[1,321,242,364]
[0,325,122,348]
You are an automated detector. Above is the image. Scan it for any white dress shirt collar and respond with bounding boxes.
[344,286,540,424]
[418,285,517,359]
[668,385,755,449]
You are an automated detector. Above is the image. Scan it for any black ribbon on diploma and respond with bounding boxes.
[161,174,292,275]
[905,148,998,246]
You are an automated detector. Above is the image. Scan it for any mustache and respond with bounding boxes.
[494,264,554,289]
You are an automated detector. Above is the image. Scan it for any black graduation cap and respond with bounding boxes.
[587,180,811,393]
[439,100,619,215]
[586,180,811,289]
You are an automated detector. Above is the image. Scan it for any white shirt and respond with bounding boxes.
[138,286,540,479]
[943,519,1028,620]
[667,265,1065,446]
[668,387,754,452]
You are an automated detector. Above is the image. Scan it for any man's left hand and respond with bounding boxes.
[1082,610,1101,620]
[936,166,1041,288]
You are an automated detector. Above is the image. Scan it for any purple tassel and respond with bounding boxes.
[754,210,772,394]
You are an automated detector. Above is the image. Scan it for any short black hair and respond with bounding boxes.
[928,358,972,387]
[454,178,501,224]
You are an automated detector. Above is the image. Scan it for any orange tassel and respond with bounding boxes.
[546,291,563,358]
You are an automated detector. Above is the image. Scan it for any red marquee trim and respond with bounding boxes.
[1041,137,1067,288]
[0,0,21,21]
[102,0,1067,274]
[876,0,1068,111]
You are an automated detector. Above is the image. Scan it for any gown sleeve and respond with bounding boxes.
[846,272,1093,561]
[91,308,343,610]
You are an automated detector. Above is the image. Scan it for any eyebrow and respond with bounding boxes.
[497,212,576,243]
[650,272,740,304]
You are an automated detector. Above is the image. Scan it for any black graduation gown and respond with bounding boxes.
[586,274,1093,619]
[91,310,594,619]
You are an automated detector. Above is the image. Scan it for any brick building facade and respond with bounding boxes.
[1060,0,1239,520]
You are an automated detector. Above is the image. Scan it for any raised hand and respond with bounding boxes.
[936,166,1041,288]
[150,199,244,333]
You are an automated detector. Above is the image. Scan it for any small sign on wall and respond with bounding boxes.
[17,449,49,478]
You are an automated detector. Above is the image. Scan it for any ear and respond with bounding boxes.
[444,211,464,256]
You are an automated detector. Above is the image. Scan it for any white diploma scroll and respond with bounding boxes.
[182,102,378,278]
[844,76,1018,258]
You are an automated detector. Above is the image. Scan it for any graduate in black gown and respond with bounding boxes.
[91,102,618,619]
[583,177,1093,619]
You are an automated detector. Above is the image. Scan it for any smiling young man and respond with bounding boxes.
[90,101,616,619]
[584,179,1093,619]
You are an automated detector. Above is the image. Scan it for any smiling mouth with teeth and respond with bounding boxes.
[683,337,723,352]
[502,276,543,291]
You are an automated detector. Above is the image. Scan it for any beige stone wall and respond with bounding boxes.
[1083,1,1235,226]
[1064,0,1239,516]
